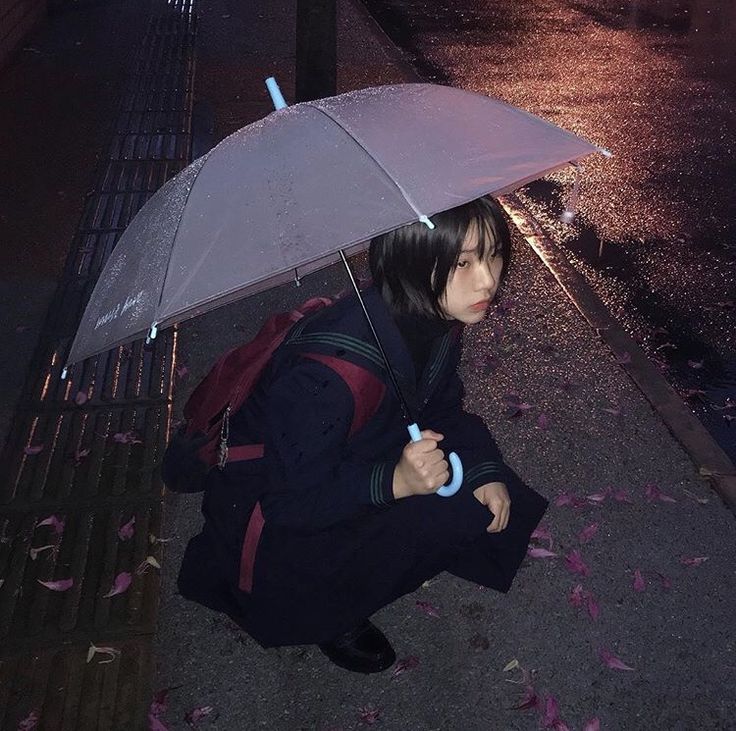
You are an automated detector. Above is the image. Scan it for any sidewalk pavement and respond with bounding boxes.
[1,0,735,729]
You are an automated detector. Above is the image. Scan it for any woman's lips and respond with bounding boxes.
[469,300,491,311]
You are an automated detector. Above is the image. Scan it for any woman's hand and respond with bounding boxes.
[392,430,449,499]
[473,481,511,532]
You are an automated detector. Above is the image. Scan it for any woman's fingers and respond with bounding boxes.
[487,498,511,532]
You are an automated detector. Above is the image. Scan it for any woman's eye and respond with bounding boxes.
[457,260,469,269]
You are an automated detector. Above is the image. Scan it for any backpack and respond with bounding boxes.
[179,295,386,476]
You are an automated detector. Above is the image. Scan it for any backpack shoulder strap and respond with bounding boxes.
[300,352,386,436]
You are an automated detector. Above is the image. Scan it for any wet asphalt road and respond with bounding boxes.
[360,0,736,463]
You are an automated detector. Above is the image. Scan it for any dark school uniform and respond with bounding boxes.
[177,287,548,647]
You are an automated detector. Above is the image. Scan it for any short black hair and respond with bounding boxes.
[369,196,511,318]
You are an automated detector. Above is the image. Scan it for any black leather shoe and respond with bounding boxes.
[318,621,396,674]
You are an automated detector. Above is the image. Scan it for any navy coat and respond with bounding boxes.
[178,287,548,647]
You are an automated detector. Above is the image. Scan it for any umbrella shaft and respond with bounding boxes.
[338,250,414,424]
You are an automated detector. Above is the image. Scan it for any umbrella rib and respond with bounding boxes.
[305,103,431,224]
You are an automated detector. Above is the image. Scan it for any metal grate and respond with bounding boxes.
[0,0,195,726]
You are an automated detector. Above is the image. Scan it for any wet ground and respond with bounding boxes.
[360,0,736,462]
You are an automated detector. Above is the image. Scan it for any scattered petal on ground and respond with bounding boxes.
[36,515,65,535]
[358,706,380,725]
[600,403,622,416]
[17,710,39,730]
[103,572,132,598]
[644,483,677,503]
[391,655,419,678]
[583,718,601,731]
[541,695,563,728]
[29,544,56,561]
[537,413,550,430]
[633,569,646,592]
[74,391,88,405]
[586,491,609,503]
[554,493,587,509]
[136,556,162,575]
[598,647,635,671]
[680,556,709,567]
[86,643,121,664]
[527,547,557,559]
[118,516,136,541]
[586,594,600,620]
[654,571,673,590]
[682,489,709,504]
[150,689,169,717]
[531,525,553,548]
[612,488,633,503]
[184,706,214,726]
[503,659,520,672]
[24,445,44,455]
[511,685,540,711]
[565,550,591,577]
[415,600,440,618]
[148,713,169,731]
[569,584,586,608]
[578,523,599,544]
[37,578,73,592]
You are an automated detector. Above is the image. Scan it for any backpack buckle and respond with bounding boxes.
[217,405,231,470]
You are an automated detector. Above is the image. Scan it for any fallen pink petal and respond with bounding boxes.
[531,524,553,548]
[680,556,709,567]
[184,705,214,725]
[586,594,600,620]
[554,493,588,509]
[598,647,635,671]
[118,516,136,541]
[18,710,40,730]
[391,655,420,678]
[612,488,633,503]
[586,491,608,504]
[24,444,44,456]
[150,689,169,717]
[415,600,440,617]
[654,571,673,589]
[358,705,381,725]
[511,685,540,711]
[569,583,586,608]
[537,412,550,430]
[36,515,65,535]
[527,546,557,559]
[74,391,89,405]
[103,571,133,598]
[565,550,591,577]
[583,718,601,731]
[644,483,677,503]
[601,403,622,416]
[148,713,169,731]
[37,578,73,592]
[578,523,600,544]
[633,569,646,592]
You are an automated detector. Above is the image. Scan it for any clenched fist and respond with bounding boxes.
[392,430,449,499]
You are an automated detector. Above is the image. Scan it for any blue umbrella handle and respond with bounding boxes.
[266,77,288,110]
[407,423,463,497]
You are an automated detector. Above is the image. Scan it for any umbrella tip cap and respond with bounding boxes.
[419,215,435,230]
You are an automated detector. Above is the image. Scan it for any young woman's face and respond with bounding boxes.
[440,223,504,323]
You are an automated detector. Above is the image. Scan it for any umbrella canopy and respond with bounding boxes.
[66,83,602,369]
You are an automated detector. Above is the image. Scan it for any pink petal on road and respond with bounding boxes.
[148,713,170,731]
[415,600,440,618]
[644,483,677,503]
[74,391,88,405]
[578,523,599,544]
[541,695,561,728]
[569,584,586,608]
[103,572,132,598]
[601,403,622,416]
[358,706,381,725]
[37,578,73,592]
[537,413,550,430]
[184,706,214,726]
[391,655,420,679]
[633,569,646,592]
[554,493,587,509]
[36,515,65,535]
[527,547,557,559]
[583,718,601,731]
[531,524,553,548]
[598,647,635,671]
[511,685,540,711]
[613,487,633,503]
[654,571,672,590]
[586,594,600,620]
[150,689,169,717]
[565,550,591,577]
[586,491,609,504]
[18,710,40,730]
[680,556,709,567]
[24,445,44,455]
[118,516,136,541]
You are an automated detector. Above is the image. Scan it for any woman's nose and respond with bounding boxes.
[476,261,497,291]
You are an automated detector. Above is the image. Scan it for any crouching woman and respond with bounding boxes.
[165,195,549,674]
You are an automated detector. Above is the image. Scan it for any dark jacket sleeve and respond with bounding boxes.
[425,352,510,491]
[259,358,395,531]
